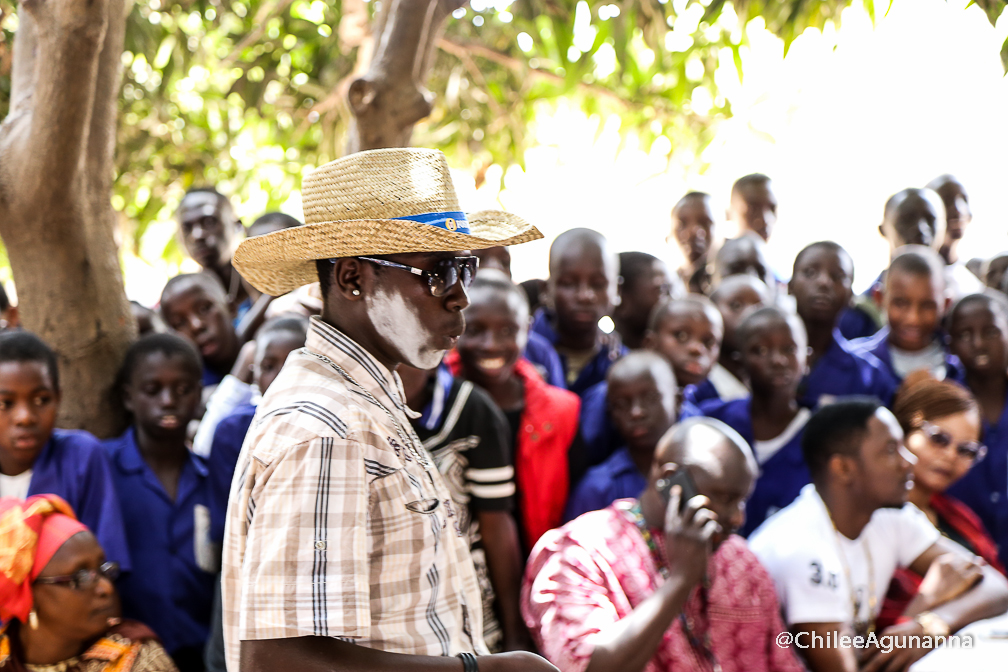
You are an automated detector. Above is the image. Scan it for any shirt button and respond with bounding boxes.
[525,424,534,433]
[314,541,327,550]
[543,422,553,431]
[531,433,540,441]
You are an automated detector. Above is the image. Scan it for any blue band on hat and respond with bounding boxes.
[393,211,470,235]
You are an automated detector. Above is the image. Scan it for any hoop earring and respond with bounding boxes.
[351,289,361,296]
[29,609,38,630]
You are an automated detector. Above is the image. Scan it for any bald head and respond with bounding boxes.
[711,234,772,287]
[549,228,617,277]
[608,350,677,396]
[655,417,756,477]
[880,188,946,255]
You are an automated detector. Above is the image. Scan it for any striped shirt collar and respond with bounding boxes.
[306,316,419,419]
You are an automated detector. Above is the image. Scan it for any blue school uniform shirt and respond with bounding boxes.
[948,401,1008,570]
[799,328,898,409]
[851,326,965,385]
[523,331,567,389]
[103,428,217,655]
[579,380,703,466]
[207,403,257,543]
[563,446,647,522]
[27,429,131,572]
[699,397,812,537]
[530,308,628,397]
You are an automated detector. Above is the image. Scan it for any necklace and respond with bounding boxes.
[826,506,876,637]
[626,502,721,672]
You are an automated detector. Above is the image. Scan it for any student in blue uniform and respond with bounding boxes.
[700,305,812,536]
[645,295,723,415]
[530,228,626,397]
[565,352,679,520]
[160,272,241,388]
[578,296,710,464]
[0,331,130,570]
[103,333,216,671]
[946,292,1008,569]
[788,241,897,408]
[852,246,964,385]
[688,274,769,405]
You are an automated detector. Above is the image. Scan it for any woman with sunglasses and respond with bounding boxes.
[0,494,177,672]
[876,371,1007,630]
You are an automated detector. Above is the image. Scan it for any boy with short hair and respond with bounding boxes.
[531,228,626,397]
[612,251,681,350]
[0,330,130,569]
[840,188,950,341]
[689,274,770,405]
[578,296,711,465]
[700,305,812,536]
[103,333,215,670]
[160,272,241,387]
[788,241,897,408]
[564,351,678,520]
[447,270,583,552]
[852,246,964,384]
[644,295,723,398]
[727,173,777,242]
[176,187,249,318]
[709,234,776,294]
[668,191,715,293]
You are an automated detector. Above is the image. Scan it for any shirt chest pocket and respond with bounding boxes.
[368,464,448,553]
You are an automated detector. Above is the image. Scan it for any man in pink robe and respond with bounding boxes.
[521,418,803,672]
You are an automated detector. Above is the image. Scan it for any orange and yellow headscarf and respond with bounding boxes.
[0,494,89,623]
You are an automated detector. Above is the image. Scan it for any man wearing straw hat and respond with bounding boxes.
[220,148,557,672]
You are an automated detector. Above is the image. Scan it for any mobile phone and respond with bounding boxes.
[656,469,699,513]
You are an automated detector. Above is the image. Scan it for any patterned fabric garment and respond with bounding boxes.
[0,621,178,672]
[521,500,803,672]
[221,317,487,672]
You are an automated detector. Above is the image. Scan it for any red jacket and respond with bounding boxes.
[444,354,580,548]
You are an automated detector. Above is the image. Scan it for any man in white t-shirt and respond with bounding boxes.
[750,397,1008,672]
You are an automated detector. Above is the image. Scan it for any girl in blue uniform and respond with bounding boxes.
[700,305,812,536]
[0,331,129,570]
[947,292,1008,569]
[103,333,215,672]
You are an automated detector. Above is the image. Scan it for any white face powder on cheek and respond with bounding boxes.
[365,284,445,369]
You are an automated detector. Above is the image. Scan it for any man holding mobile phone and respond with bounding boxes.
[521,418,805,672]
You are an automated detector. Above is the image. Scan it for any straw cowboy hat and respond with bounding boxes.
[233,148,542,296]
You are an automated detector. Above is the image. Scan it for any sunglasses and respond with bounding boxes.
[357,256,479,297]
[919,421,987,461]
[35,561,120,591]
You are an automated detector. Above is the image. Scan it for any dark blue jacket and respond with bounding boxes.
[699,397,811,537]
[799,329,898,408]
[851,326,965,385]
[530,308,627,398]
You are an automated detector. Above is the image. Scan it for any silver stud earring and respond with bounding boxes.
[351,289,360,296]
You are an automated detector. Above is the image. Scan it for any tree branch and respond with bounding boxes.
[437,37,630,108]
[346,0,466,152]
[220,0,296,68]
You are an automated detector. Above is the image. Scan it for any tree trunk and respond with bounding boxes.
[346,0,467,152]
[0,0,135,437]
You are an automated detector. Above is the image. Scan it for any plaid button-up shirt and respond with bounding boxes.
[221,317,487,671]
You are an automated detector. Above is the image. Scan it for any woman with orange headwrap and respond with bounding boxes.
[0,495,177,672]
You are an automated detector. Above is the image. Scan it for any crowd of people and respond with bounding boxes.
[2,146,1008,672]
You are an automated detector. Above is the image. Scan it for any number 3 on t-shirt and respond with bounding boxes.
[809,561,839,589]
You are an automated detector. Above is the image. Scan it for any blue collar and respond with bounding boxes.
[115,427,208,487]
[417,363,455,430]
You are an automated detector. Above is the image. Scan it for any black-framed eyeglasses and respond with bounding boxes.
[357,256,479,297]
[35,562,120,591]
[919,421,987,461]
